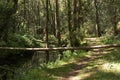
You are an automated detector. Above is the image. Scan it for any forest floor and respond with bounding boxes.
[56,38,120,80]
[2,37,120,80]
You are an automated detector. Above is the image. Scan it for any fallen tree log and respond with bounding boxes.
[0,44,120,51]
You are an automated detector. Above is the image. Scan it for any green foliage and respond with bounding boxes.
[0,33,41,58]
[84,49,120,80]
[0,0,18,40]
[13,68,54,80]
[63,50,86,61]
[48,35,57,43]
[101,34,120,44]
[6,33,41,47]
[103,49,120,62]
[0,0,14,14]
[10,50,87,80]
[1,0,120,79]
[101,36,115,44]
[0,33,41,66]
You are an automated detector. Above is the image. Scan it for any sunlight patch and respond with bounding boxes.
[99,62,120,74]
[47,60,68,69]
[78,71,96,80]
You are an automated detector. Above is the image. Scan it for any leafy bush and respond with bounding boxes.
[6,33,41,47]
[101,34,120,44]
[0,33,42,66]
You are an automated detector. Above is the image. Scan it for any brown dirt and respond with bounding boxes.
[59,38,111,80]
[60,51,103,80]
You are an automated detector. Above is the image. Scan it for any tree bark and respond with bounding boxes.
[55,0,61,45]
[94,0,101,37]
[78,0,83,28]
[67,0,72,47]
[45,0,49,63]
[71,0,80,47]
[72,0,77,31]
[54,0,63,59]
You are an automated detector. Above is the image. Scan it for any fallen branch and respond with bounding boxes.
[0,44,120,51]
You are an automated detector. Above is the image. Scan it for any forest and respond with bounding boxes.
[0,0,120,80]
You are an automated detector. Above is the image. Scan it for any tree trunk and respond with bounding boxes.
[45,0,49,63]
[94,0,101,37]
[78,0,83,28]
[67,0,72,47]
[54,0,63,59]
[72,0,77,31]
[71,0,80,47]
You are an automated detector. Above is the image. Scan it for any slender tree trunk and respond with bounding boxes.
[78,0,83,28]
[27,0,30,32]
[54,0,63,59]
[55,0,60,40]
[45,0,49,63]
[23,0,26,19]
[71,0,80,47]
[48,0,56,35]
[76,0,84,41]
[67,0,72,47]
[72,0,77,31]
[94,0,101,37]
[37,2,41,26]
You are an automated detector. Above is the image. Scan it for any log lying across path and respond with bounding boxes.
[0,44,120,51]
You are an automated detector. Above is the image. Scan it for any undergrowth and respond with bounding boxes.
[84,49,120,80]
[12,49,120,80]
[101,34,120,44]
[11,50,87,80]
[0,33,42,64]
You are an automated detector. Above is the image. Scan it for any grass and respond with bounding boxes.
[100,34,120,44]
[11,49,120,80]
[11,50,88,80]
[77,49,120,80]
[10,36,120,80]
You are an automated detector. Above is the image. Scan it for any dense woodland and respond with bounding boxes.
[0,0,120,80]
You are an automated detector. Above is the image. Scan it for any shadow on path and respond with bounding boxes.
[47,48,110,80]
[47,38,120,80]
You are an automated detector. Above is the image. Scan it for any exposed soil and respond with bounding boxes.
[60,38,112,80]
